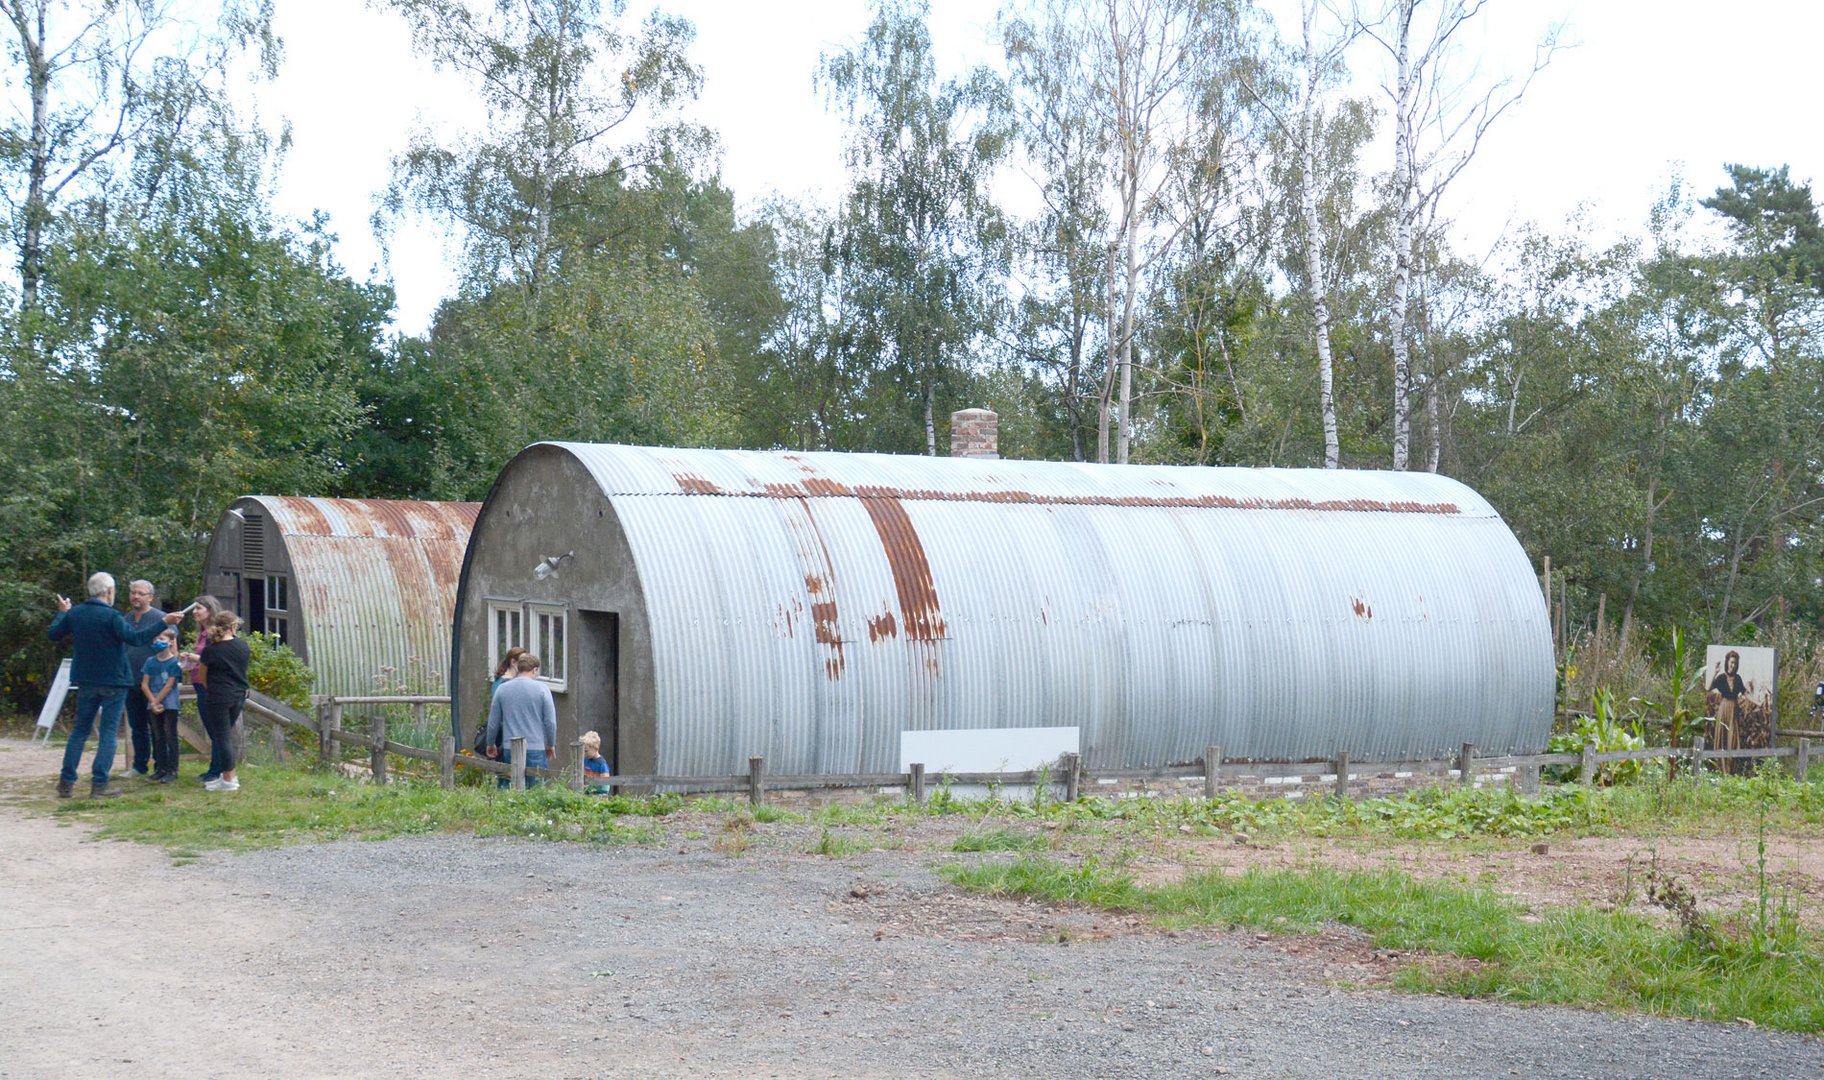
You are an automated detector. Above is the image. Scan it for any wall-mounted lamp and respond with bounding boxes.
[226,507,246,524]
[532,551,575,581]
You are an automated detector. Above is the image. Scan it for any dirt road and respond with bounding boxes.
[1,738,1819,1079]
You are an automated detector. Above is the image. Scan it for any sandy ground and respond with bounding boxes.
[1128,831,1824,925]
[3,736,1822,1080]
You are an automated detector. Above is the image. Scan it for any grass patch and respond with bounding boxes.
[952,827,1049,853]
[913,771,1824,843]
[51,760,682,853]
[810,828,876,856]
[943,857,1824,1032]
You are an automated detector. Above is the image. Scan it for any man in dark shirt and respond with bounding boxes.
[121,579,167,778]
[47,572,181,798]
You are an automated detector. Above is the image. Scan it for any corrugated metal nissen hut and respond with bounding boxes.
[204,497,480,699]
[451,434,1554,779]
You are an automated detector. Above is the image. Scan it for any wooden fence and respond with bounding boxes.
[237,693,1815,806]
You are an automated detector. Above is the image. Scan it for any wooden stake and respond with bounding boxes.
[748,755,766,808]
[1204,744,1223,800]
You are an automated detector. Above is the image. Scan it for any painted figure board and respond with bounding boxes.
[1703,644,1776,775]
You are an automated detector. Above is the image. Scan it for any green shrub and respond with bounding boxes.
[1547,688,1645,784]
[246,631,315,711]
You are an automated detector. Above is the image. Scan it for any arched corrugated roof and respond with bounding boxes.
[234,497,478,699]
[514,444,1553,771]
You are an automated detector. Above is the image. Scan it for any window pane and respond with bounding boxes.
[550,615,564,679]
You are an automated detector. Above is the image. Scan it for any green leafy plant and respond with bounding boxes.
[245,631,315,711]
[1547,689,1645,785]
[1632,627,1700,778]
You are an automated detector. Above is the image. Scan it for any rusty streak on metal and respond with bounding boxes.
[673,472,726,495]
[859,496,946,645]
[669,474,1458,515]
[1352,597,1373,620]
[866,611,898,642]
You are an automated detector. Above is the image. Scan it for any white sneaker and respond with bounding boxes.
[205,777,240,792]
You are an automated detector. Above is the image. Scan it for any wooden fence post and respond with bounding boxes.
[1579,742,1598,785]
[412,701,426,740]
[571,739,585,792]
[908,762,926,805]
[370,711,388,785]
[748,755,766,808]
[1515,762,1541,795]
[510,736,527,791]
[1691,736,1705,783]
[1334,751,1349,799]
[439,735,455,790]
[1061,752,1080,802]
[1204,745,1223,800]
[327,702,343,765]
[1458,743,1475,786]
[1797,738,1811,783]
[316,703,330,763]
[271,719,286,764]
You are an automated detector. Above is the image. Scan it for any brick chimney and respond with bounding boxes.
[949,409,999,459]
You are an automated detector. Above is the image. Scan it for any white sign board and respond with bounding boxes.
[899,726,1080,774]
[34,659,73,738]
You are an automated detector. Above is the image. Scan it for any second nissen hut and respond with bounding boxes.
[452,439,1553,778]
[204,496,479,699]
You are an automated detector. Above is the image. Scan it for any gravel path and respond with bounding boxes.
[1,740,1820,1078]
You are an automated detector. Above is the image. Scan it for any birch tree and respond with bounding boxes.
[820,0,1010,456]
[0,0,274,329]
[1281,0,1358,467]
[377,0,701,307]
[1370,0,1553,469]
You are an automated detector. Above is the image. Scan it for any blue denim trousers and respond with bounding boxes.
[497,747,549,789]
[61,686,128,786]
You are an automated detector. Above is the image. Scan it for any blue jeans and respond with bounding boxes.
[61,687,128,786]
[497,747,548,789]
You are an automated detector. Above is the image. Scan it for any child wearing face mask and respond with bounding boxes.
[140,629,185,783]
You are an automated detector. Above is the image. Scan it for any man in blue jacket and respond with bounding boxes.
[47,572,182,799]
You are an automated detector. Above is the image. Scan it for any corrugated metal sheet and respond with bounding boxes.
[239,497,478,700]
[549,443,1554,774]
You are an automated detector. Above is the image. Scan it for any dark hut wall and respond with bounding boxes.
[453,443,1554,781]
[452,446,658,776]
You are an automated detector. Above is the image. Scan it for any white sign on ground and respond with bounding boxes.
[33,660,72,743]
[899,726,1079,775]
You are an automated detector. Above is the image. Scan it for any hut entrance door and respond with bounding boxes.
[575,610,620,770]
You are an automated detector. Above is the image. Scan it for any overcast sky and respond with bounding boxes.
[261,1,1824,334]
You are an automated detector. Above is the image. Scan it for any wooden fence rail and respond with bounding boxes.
[239,696,1816,804]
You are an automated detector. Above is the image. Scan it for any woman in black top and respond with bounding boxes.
[198,611,251,792]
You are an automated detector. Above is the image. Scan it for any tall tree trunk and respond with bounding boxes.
[1298,52,1339,469]
[1117,190,1138,464]
[1097,242,1116,462]
[1388,0,1416,471]
[923,383,937,456]
[15,0,50,322]
[1425,377,1440,472]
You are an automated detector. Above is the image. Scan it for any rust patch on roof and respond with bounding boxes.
[673,473,726,496]
[1352,597,1373,621]
[777,494,847,679]
[666,479,1458,515]
[860,496,946,644]
[867,611,898,642]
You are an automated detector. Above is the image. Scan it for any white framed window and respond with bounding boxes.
[488,600,524,673]
[528,604,567,689]
[264,575,290,644]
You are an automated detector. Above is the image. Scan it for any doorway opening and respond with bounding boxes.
[576,611,620,773]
